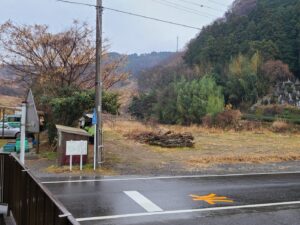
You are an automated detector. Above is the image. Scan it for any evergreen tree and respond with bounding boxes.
[130,76,224,125]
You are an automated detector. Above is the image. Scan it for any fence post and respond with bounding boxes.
[3,154,11,216]
[21,169,29,225]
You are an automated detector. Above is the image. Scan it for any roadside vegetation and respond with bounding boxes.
[98,118,300,174]
[128,0,300,130]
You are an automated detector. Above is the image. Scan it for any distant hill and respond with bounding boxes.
[184,0,300,77]
[0,65,22,96]
[108,52,176,79]
[0,65,17,80]
[0,51,175,96]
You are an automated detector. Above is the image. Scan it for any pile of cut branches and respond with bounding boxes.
[130,131,194,148]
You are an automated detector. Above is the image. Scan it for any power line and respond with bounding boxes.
[176,0,224,13]
[208,0,229,8]
[153,0,211,18]
[57,0,95,7]
[153,0,217,18]
[105,6,202,30]
[57,0,202,30]
[152,0,208,18]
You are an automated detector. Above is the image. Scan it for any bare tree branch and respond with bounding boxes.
[0,21,129,96]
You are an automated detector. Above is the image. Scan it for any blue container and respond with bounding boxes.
[3,143,16,152]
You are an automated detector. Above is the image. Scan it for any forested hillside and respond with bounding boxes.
[130,0,300,125]
[184,0,300,77]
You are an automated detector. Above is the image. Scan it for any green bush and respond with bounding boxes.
[40,89,120,143]
[102,92,121,115]
[129,75,225,125]
[128,92,156,120]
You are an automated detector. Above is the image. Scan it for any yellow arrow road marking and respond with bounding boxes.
[190,193,234,205]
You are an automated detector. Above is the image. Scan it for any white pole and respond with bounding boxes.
[70,155,73,171]
[80,154,83,171]
[94,125,96,171]
[20,102,26,165]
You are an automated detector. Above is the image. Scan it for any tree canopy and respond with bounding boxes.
[184,0,300,77]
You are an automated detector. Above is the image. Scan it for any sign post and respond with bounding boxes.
[20,102,26,164]
[92,109,97,171]
[66,140,88,171]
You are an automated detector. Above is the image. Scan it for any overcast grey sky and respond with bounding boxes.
[0,0,234,54]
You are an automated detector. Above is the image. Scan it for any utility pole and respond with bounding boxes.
[176,36,179,52]
[95,0,103,168]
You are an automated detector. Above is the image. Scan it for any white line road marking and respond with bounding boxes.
[41,171,300,184]
[124,191,163,212]
[76,200,300,222]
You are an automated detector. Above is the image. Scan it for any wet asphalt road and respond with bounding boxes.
[42,172,300,225]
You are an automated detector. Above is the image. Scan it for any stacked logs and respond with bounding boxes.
[131,131,194,148]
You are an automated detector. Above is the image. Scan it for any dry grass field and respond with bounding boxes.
[25,116,300,176]
[100,117,300,174]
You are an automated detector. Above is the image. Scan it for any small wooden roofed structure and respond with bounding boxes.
[56,125,91,137]
[56,125,91,166]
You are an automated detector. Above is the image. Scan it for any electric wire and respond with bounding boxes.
[57,0,203,30]
[154,0,217,18]
[176,0,224,12]
[208,0,229,7]
[57,0,95,7]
